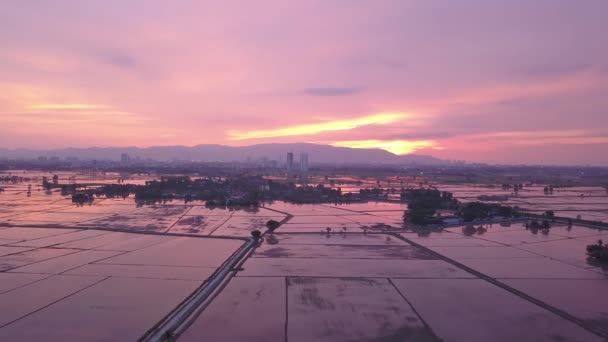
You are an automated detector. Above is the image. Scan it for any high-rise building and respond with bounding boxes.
[286,152,294,173]
[120,153,131,166]
[300,153,309,172]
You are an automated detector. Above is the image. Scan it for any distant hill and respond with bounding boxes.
[0,143,446,165]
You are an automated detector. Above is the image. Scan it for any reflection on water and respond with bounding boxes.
[586,256,608,272]
[265,234,279,245]
[462,225,488,236]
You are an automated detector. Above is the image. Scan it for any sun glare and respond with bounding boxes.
[331,139,439,155]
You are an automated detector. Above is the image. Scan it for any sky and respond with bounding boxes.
[1,0,608,165]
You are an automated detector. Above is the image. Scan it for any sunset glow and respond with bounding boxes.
[28,103,106,110]
[332,140,440,155]
[4,3,608,340]
[0,1,607,164]
[228,113,409,140]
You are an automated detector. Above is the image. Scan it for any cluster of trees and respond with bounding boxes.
[587,240,608,263]
[71,193,94,206]
[529,220,551,229]
[359,188,384,199]
[93,184,135,199]
[525,219,551,234]
[41,175,60,190]
[59,176,264,206]
[462,224,488,236]
[401,189,522,225]
[543,185,555,194]
[132,176,266,205]
[62,175,389,206]
[501,183,524,192]
[401,189,458,225]
[0,175,33,183]
[59,184,79,196]
[399,186,525,226]
[282,183,344,203]
[40,175,92,196]
[458,201,520,222]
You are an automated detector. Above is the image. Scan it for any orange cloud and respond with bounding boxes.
[227,112,410,140]
[332,139,440,155]
[0,81,158,143]
[28,103,107,110]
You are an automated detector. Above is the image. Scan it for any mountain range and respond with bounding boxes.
[0,143,447,165]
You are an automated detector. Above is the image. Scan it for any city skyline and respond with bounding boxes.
[1,1,608,165]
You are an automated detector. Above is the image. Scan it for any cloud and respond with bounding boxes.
[470,130,608,146]
[1,1,608,164]
[28,103,106,110]
[437,69,607,111]
[97,50,137,69]
[228,112,409,140]
[435,130,608,153]
[301,87,361,96]
[513,62,590,79]
[390,131,452,140]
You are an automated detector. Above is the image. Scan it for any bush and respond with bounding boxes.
[462,225,476,236]
[251,230,262,239]
[459,202,517,222]
[402,189,456,225]
[266,220,281,231]
[587,240,608,262]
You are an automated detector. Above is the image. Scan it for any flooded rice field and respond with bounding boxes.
[435,183,608,223]
[0,226,244,341]
[1,171,608,340]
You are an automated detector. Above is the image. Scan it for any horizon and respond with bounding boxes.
[2,1,608,165]
[3,142,608,167]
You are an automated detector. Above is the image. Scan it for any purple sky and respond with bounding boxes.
[1,1,607,165]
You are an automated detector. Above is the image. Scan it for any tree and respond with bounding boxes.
[462,225,476,236]
[587,240,608,263]
[458,201,517,222]
[42,177,52,190]
[407,205,437,225]
[401,188,455,225]
[265,220,280,231]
